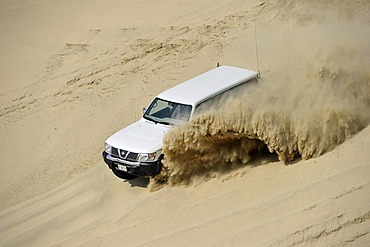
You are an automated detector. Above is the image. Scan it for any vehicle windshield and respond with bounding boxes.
[143,98,192,126]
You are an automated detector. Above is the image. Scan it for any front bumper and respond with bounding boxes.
[102,151,162,177]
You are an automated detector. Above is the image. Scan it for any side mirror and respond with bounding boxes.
[142,107,147,114]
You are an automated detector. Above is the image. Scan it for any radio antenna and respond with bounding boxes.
[254,18,261,78]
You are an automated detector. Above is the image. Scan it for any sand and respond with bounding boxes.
[1,0,369,246]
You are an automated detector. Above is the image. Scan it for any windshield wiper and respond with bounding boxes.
[143,115,156,123]
[155,120,171,125]
[144,116,170,125]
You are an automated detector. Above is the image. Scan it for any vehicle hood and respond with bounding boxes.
[106,118,170,153]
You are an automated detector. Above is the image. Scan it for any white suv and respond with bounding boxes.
[102,65,258,179]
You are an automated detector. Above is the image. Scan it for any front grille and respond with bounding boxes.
[112,147,119,157]
[120,149,128,158]
[111,147,138,161]
[127,152,138,161]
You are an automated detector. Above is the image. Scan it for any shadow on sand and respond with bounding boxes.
[127,176,150,188]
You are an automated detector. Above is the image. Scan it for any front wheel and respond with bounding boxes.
[112,168,137,180]
[154,155,164,175]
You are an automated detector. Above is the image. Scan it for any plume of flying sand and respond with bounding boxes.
[151,22,370,187]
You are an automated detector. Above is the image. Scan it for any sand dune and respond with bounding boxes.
[1,127,369,246]
[1,0,369,246]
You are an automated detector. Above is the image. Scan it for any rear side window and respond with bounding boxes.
[193,78,258,116]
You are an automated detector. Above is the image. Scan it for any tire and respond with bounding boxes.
[154,155,164,176]
[112,168,137,180]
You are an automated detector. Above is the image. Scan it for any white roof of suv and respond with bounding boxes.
[157,65,257,106]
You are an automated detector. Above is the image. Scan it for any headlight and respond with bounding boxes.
[104,143,112,154]
[137,150,161,162]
